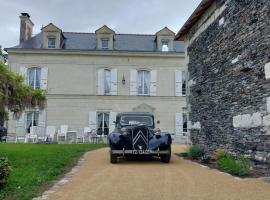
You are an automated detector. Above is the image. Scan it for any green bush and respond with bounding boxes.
[179,152,189,158]
[188,145,204,160]
[212,149,229,161]
[217,154,250,176]
[0,157,11,188]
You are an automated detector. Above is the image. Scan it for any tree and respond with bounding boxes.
[0,63,46,126]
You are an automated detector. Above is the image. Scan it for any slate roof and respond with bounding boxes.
[10,32,184,53]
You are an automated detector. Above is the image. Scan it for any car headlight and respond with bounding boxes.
[154,128,161,135]
[121,128,128,136]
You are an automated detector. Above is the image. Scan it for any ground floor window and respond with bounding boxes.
[26,111,39,133]
[97,112,109,135]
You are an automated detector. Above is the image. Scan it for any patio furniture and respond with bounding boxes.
[26,126,38,143]
[36,126,46,142]
[84,127,91,143]
[57,125,68,142]
[76,128,85,143]
[15,126,27,143]
[45,126,56,142]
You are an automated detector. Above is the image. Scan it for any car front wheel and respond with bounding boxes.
[161,146,171,163]
[110,148,117,164]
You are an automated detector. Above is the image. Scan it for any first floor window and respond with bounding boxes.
[28,67,41,89]
[182,71,187,96]
[104,69,111,94]
[183,113,187,135]
[137,70,150,95]
[26,111,39,133]
[48,37,56,48]
[97,112,109,135]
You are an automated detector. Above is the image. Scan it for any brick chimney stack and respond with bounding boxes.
[19,13,34,44]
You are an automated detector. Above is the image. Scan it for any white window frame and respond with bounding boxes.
[182,71,187,96]
[183,113,188,135]
[26,111,39,133]
[104,69,111,95]
[97,112,110,136]
[48,36,56,48]
[101,39,109,49]
[137,70,150,96]
[28,67,41,90]
[161,40,169,52]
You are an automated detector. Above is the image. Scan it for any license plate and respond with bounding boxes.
[132,150,151,154]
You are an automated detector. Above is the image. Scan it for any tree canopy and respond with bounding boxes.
[0,62,46,126]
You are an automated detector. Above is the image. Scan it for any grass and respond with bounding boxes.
[0,143,106,200]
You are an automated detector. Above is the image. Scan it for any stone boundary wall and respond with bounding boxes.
[186,0,270,170]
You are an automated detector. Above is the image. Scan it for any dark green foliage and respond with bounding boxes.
[217,154,251,177]
[179,152,189,158]
[0,63,46,124]
[0,157,11,188]
[0,144,106,200]
[188,145,205,160]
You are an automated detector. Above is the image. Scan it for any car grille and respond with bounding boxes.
[132,126,149,150]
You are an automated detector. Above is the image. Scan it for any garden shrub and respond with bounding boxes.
[217,154,250,176]
[212,149,229,161]
[179,152,189,158]
[0,157,11,188]
[188,145,204,160]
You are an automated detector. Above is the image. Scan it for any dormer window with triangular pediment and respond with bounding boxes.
[155,27,175,52]
[95,25,115,50]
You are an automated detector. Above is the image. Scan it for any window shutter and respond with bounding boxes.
[16,112,25,128]
[110,69,117,95]
[89,111,97,131]
[130,69,138,95]
[150,70,157,96]
[109,112,117,134]
[175,70,182,96]
[19,66,27,84]
[38,110,46,128]
[97,69,104,95]
[41,67,48,90]
[175,112,183,136]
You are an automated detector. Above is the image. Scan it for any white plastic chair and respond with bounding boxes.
[84,127,91,143]
[26,126,38,143]
[76,128,85,143]
[15,126,27,143]
[57,125,68,142]
[45,126,56,142]
[36,126,45,142]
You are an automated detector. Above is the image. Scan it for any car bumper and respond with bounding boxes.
[111,149,170,155]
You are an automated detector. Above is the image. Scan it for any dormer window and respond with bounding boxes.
[48,37,56,48]
[101,39,109,50]
[161,40,169,52]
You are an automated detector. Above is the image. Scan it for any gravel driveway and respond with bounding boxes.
[46,145,270,200]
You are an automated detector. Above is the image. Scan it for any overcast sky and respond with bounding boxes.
[0,0,201,48]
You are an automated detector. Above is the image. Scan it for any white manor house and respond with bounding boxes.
[6,13,188,143]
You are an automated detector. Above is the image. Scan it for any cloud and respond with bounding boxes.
[0,0,201,48]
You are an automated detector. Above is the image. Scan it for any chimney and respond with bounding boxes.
[19,13,34,44]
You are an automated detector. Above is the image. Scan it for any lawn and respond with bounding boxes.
[0,143,106,200]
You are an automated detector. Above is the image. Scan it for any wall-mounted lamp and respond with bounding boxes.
[122,75,126,85]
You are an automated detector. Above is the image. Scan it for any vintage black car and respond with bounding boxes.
[108,112,172,163]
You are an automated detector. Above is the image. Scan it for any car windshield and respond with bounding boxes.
[120,115,153,126]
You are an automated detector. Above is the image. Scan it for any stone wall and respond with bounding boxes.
[186,0,270,169]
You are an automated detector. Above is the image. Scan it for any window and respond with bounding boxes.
[104,69,111,94]
[28,68,41,89]
[48,37,56,48]
[161,40,169,52]
[183,113,188,135]
[182,71,187,96]
[97,112,109,135]
[26,111,39,133]
[101,39,109,49]
[137,70,150,95]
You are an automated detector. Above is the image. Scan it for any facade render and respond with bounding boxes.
[175,0,270,167]
[6,13,188,143]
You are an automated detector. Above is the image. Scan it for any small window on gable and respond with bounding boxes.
[161,40,169,52]
[48,37,56,48]
[101,39,109,49]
